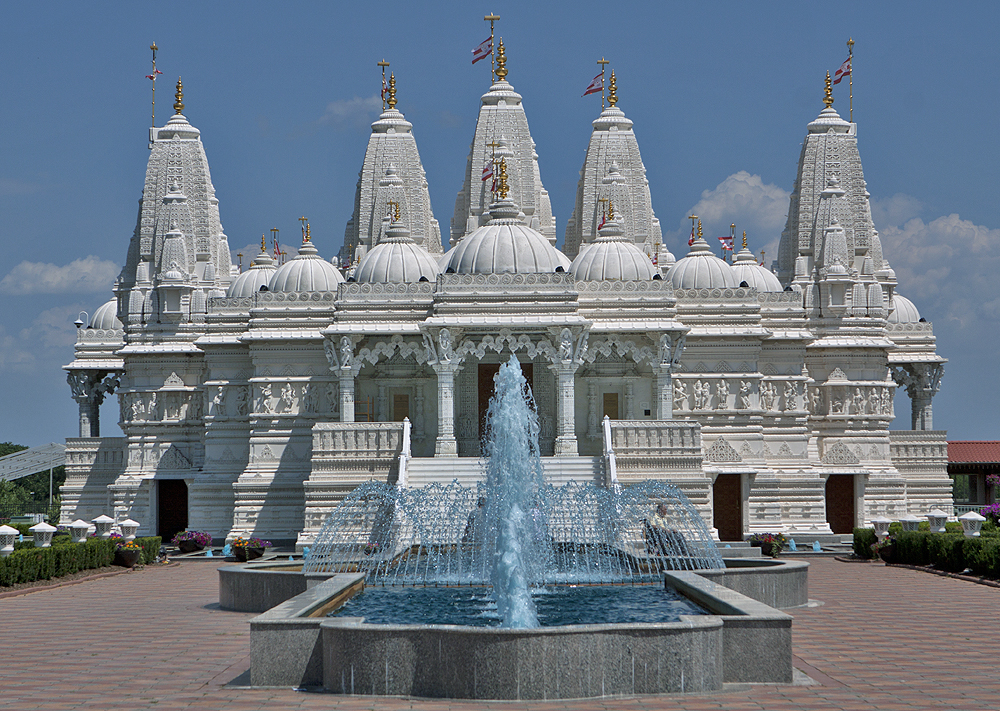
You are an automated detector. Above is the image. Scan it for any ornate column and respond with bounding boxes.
[324,335,361,423]
[413,383,425,439]
[624,377,636,419]
[652,333,683,420]
[892,363,944,431]
[66,371,120,437]
[423,328,463,457]
[587,381,599,439]
[377,383,387,422]
[548,328,587,456]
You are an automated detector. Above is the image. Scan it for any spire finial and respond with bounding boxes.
[387,72,397,109]
[697,219,703,238]
[173,77,184,114]
[742,230,747,249]
[823,70,834,108]
[261,234,266,252]
[608,200,615,221]
[607,70,618,107]
[305,224,311,243]
[377,60,390,111]
[497,157,510,199]
[495,37,508,80]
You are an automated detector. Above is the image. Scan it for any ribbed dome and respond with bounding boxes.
[440,198,571,275]
[356,222,440,283]
[90,298,122,330]
[731,246,782,292]
[570,218,656,281]
[268,239,344,292]
[666,237,737,289]
[227,247,277,297]
[888,294,921,324]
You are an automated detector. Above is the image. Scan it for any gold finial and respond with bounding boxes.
[173,77,184,114]
[261,234,266,252]
[387,72,397,109]
[495,38,508,80]
[847,37,854,50]
[607,70,618,107]
[823,70,834,108]
[608,200,615,221]
[742,230,748,249]
[497,157,510,199]
[305,224,311,243]
[697,219,703,238]
[387,200,401,222]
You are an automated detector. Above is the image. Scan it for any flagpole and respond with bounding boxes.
[149,42,158,127]
[597,57,609,109]
[847,37,854,123]
[378,60,389,111]
[485,13,500,83]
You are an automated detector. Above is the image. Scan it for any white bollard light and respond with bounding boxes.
[92,514,115,539]
[119,519,140,541]
[872,516,892,539]
[900,514,922,532]
[0,524,18,557]
[926,509,948,533]
[958,510,986,538]
[29,522,57,548]
[70,519,91,543]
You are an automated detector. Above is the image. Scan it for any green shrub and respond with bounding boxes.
[853,527,878,559]
[890,531,1000,579]
[0,539,115,587]
[135,536,161,565]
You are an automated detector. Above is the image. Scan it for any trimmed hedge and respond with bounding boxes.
[853,527,878,559]
[0,536,161,586]
[857,529,1000,579]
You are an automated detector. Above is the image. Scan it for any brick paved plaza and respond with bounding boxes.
[1,556,997,710]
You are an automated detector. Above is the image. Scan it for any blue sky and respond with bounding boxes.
[1,1,998,446]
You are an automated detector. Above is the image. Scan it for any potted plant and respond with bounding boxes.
[114,538,143,568]
[364,542,379,556]
[748,532,787,558]
[171,530,213,553]
[871,536,895,563]
[232,536,271,562]
[979,502,1000,527]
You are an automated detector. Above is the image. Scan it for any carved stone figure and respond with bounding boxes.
[280,382,295,413]
[694,380,709,410]
[739,381,752,410]
[559,328,573,362]
[880,387,892,415]
[853,387,866,415]
[783,381,797,411]
[147,392,159,421]
[760,382,776,411]
[258,383,273,414]
[438,328,453,362]
[832,397,843,414]
[809,387,823,414]
[325,382,339,415]
[715,379,729,409]
[868,388,880,416]
[234,386,248,416]
[658,334,672,365]
[302,383,318,414]
[673,380,688,409]
[212,386,227,416]
[131,394,144,421]
[339,336,354,368]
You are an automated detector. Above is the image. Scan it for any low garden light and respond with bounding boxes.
[92,514,114,539]
[958,510,986,538]
[70,519,91,543]
[871,516,892,539]
[29,521,57,548]
[900,514,922,532]
[0,524,18,557]
[119,519,140,541]
[926,509,948,533]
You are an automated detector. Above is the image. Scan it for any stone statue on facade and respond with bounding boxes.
[212,386,227,416]
[739,381,752,410]
[234,386,248,416]
[147,392,159,421]
[693,380,709,410]
[715,379,729,409]
[438,328,453,362]
[559,328,573,362]
[258,383,273,414]
[280,383,295,413]
[783,381,797,411]
[673,380,688,409]
[302,383,318,414]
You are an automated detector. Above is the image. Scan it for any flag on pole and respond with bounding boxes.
[833,57,851,85]
[582,72,603,97]
[651,250,658,266]
[597,207,607,231]
[688,225,696,246]
[718,236,733,251]
[481,159,494,182]
[381,75,388,102]
[145,69,163,80]
[472,37,493,64]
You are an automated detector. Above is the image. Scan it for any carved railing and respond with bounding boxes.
[310,422,405,482]
[889,430,948,473]
[64,438,127,472]
[606,420,703,482]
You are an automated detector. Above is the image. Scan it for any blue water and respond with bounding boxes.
[328,584,706,627]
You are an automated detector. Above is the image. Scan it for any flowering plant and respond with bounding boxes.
[116,539,142,552]
[986,474,1000,488]
[749,532,788,556]
[232,536,271,549]
[364,542,379,556]
[171,530,213,547]
[980,502,1000,527]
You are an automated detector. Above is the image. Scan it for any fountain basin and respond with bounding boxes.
[248,568,792,696]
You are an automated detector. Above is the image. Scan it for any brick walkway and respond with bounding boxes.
[0,557,997,710]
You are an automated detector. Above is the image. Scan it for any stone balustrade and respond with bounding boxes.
[607,420,703,484]
[60,438,127,526]
[888,430,953,517]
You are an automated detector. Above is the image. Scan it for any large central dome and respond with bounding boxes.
[440,197,570,275]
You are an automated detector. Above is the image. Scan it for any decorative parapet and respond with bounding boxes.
[64,438,127,472]
[757,292,803,305]
[674,287,755,301]
[437,272,576,294]
[886,322,935,334]
[311,422,404,461]
[338,281,435,299]
[889,430,948,472]
[608,420,703,481]
[576,280,673,295]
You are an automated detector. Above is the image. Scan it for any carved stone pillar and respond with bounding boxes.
[432,362,460,456]
[587,381,599,439]
[892,363,944,431]
[66,371,120,437]
[413,383,425,439]
[550,363,580,455]
[339,374,356,423]
[624,378,636,420]
[377,384,387,422]
[652,364,674,420]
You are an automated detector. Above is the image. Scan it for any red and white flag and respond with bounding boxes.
[597,210,607,231]
[718,236,734,251]
[582,72,603,97]
[833,57,851,85]
[688,226,696,247]
[481,159,494,182]
[651,250,658,266]
[381,75,388,101]
[145,69,163,80]
[472,36,493,64]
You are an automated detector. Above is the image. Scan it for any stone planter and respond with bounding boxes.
[877,544,894,563]
[234,545,265,562]
[177,540,204,554]
[750,540,780,557]
[114,548,142,568]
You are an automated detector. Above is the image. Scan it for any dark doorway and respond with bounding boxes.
[826,474,856,534]
[713,474,743,541]
[392,393,409,421]
[603,392,620,420]
[478,362,533,445]
[158,479,188,541]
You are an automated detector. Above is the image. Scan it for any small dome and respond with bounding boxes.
[440,198,570,275]
[666,237,737,289]
[356,222,440,283]
[90,298,122,330]
[570,218,656,281]
[888,294,921,324]
[227,247,277,297]
[268,239,344,292]
[731,246,782,292]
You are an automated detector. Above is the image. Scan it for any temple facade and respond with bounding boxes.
[61,62,950,546]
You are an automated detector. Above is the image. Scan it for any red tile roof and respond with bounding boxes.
[948,441,1000,463]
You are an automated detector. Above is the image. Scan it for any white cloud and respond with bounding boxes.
[0,304,82,374]
[0,256,119,295]
[870,193,922,228]
[318,95,383,129]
